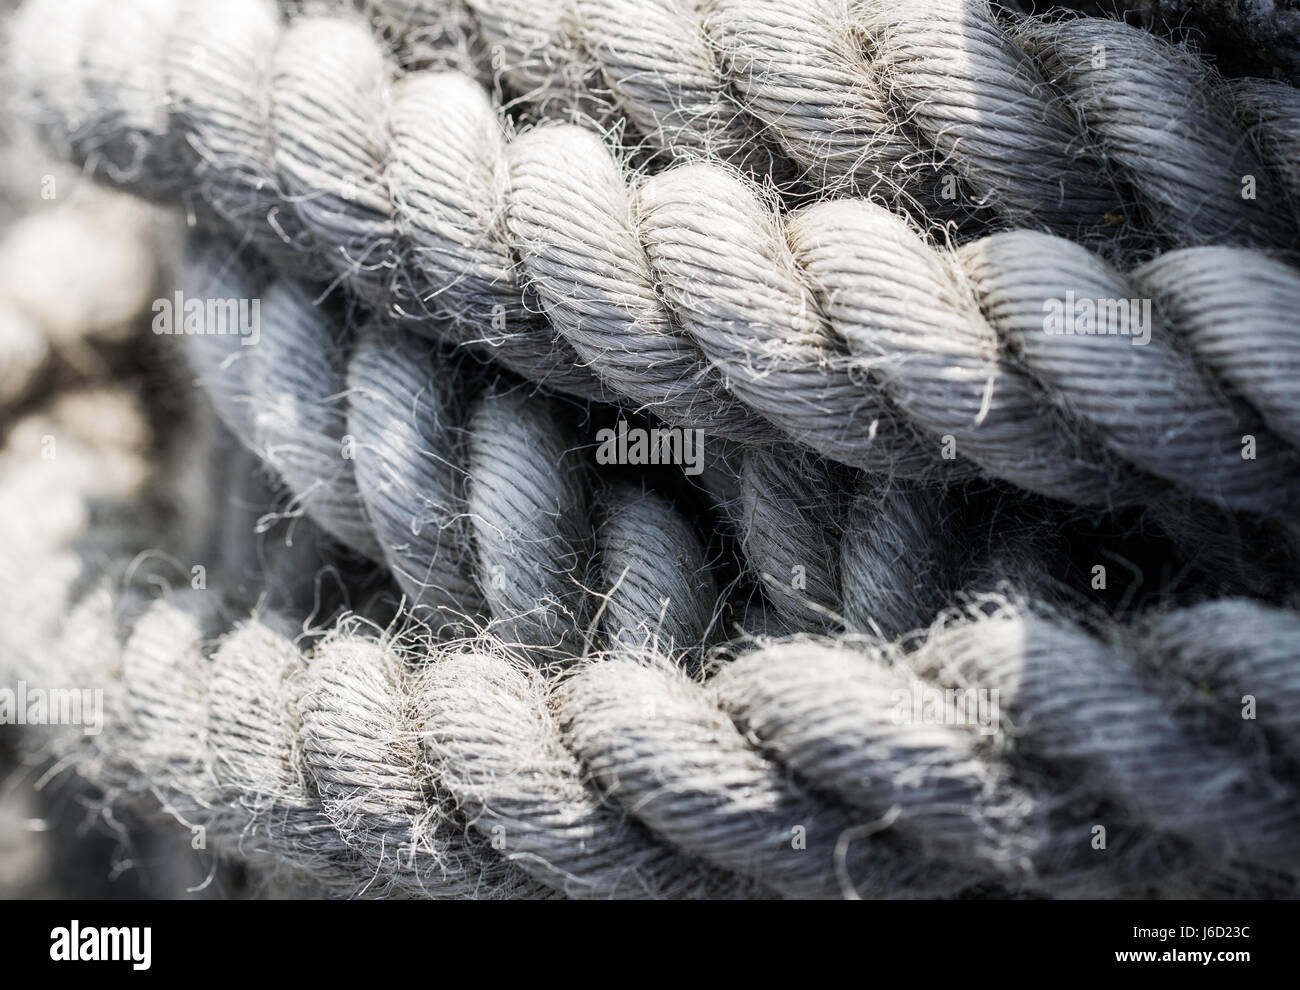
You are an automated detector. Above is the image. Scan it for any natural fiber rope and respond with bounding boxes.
[0,160,160,408]
[5,392,1299,899]
[11,0,1300,516]
[5,0,1300,903]
[360,0,1300,245]
[182,232,1300,640]
[3,251,1296,899]
[181,237,1055,650]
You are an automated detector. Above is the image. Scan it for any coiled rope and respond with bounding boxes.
[5,390,1299,899]
[10,0,1300,516]
[5,0,1300,901]
[180,237,1061,648]
[364,0,1300,245]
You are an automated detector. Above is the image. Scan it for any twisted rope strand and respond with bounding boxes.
[181,240,747,657]
[12,516,1300,898]
[365,0,1300,245]
[4,391,1296,898]
[15,0,1300,514]
[182,238,1086,653]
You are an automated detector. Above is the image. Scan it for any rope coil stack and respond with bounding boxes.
[2,0,1300,899]
[13,0,1300,516]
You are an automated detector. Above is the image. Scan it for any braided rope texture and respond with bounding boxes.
[10,0,1300,517]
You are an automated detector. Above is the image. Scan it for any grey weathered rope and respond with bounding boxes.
[1228,77,1300,214]
[363,0,1300,245]
[1072,0,1300,80]
[181,240,737,657]
[15,1,1300,509]
[180,226,1300,655]
[1132,247,1300,448]
[729,448,941,638]
[10,480,1300,898]
[2,385,1293,899]
[6,0,1300,902]
[14,0,1300,516]
[182,238,1072,651]
[716,441,1071,640]
[6,385,1296,900]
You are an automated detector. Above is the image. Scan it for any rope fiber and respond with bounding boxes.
[4,0,1300,901]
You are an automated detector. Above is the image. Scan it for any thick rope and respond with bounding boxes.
[4,250,1298,899]
[180,232,1300,655]
[361,0,1300,246]
[6,0,1300,903]
[6,396,1299,898]
[181,241,729,654]
[182,236,1100,656]
[12,0,1300,517]
[0,157,161,408]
